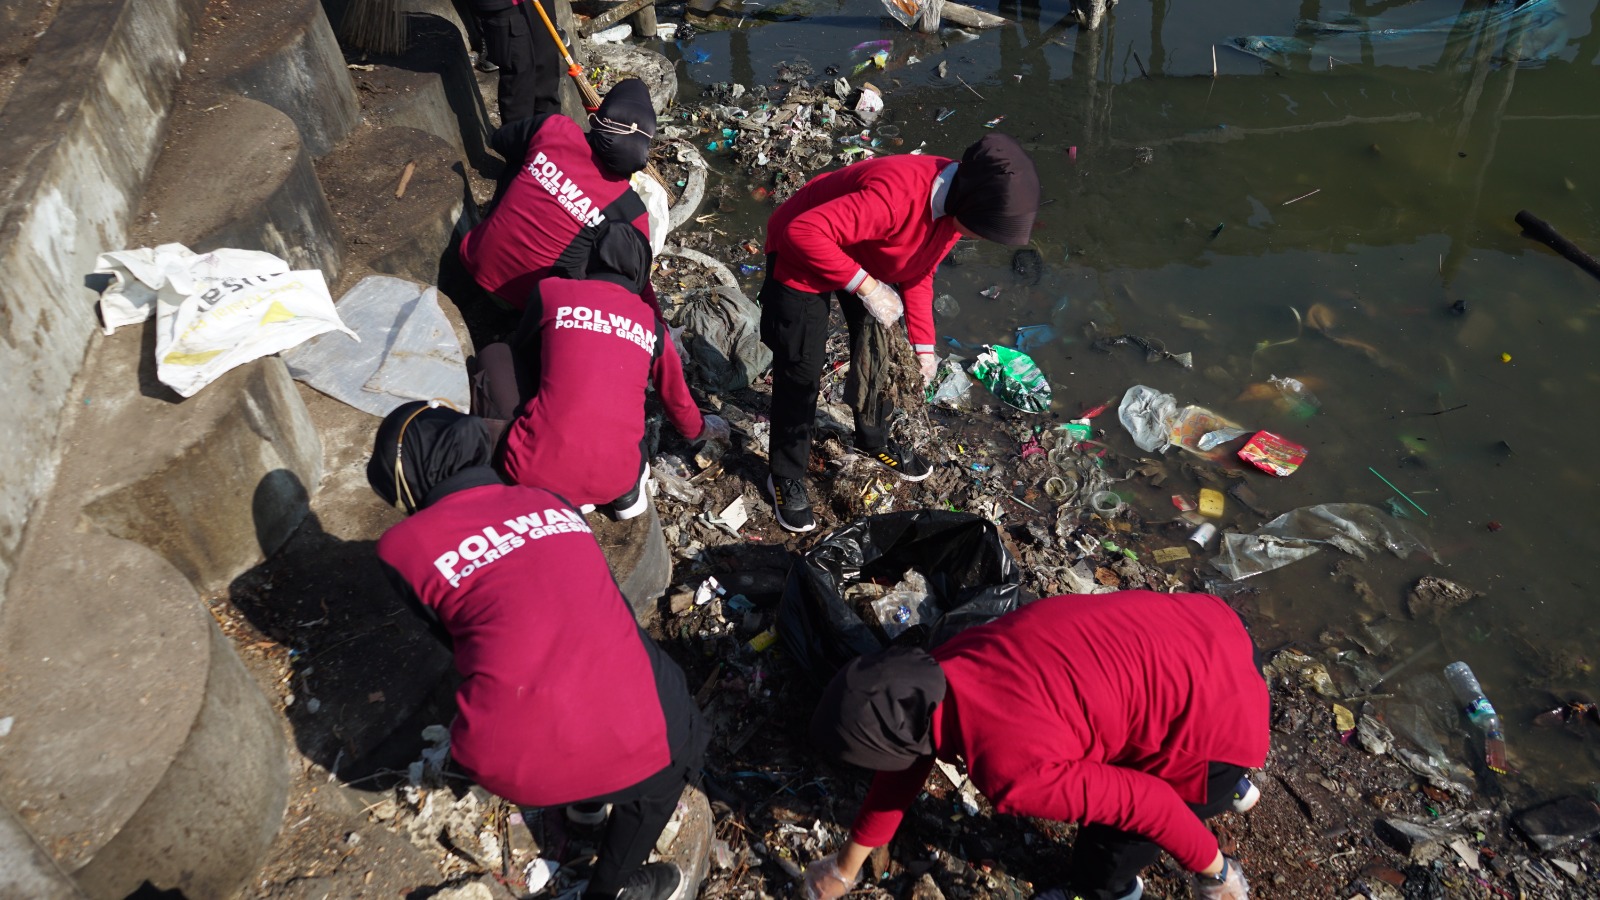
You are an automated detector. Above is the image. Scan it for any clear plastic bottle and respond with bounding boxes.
[1443,661,1508,773]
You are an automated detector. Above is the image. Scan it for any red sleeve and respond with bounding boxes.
[783,185,898,291]
[984,757,1220,872]
[650,323,703,440]
[848,756,936,847]
[900,268,937,351]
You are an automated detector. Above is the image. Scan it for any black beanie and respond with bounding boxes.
[944,133,1041,246]
[809,646,948,771]
[587,78,656,176]
[585,220,652,294]
[367,402,492,514]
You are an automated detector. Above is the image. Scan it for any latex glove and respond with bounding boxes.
[917,351,938,385]
[1192,856,1249,900]
[698,413,731,446]
[856,279,904,326]
[801,853,860,900]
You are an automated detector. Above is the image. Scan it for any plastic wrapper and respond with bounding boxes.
[777,510,1026,683]
[1239,430,1307,476]
[1118,385,1179,452]
[969,345,1052,414]
[1210,502,1437,580]
[1169,405,1242,459]
[925,356,975,409]
[877,0,943,29]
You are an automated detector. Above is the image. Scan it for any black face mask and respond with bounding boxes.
[586,78,656,176]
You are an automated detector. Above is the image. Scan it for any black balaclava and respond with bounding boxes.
[584,220,652,294]
[587,78,657,176]
[367,401,493,514]
[944,132,1041,246]
[809,646,949,771]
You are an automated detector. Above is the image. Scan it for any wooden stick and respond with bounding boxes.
[394,160,416,199]
[941,1,1008,28]
[1515,209,1600,282]
[955,74,986,100]
[1281,188,1320,206]
[579,0,656,37]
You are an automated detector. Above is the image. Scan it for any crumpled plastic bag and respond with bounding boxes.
[678,285,772,392]
[95,243,290,335]
[1210,502,1437,580]
[1118,384,1179,451]
[778,510,1027,683]
[878,0,943,29]
[970,345,1051,413]
[631,170,672,256]
[283,275,468,417]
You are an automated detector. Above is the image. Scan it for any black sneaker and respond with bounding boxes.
[609,466,651,520]
[861,442,931,481]
[611,862,684,900]
[766,474,816,533]
[472,54,500,72]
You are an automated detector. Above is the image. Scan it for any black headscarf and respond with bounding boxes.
[587,78,656,176]
[944,132,1041,246]
[367,401,493,514]
[809,646,948,771]
[585,220,652,294]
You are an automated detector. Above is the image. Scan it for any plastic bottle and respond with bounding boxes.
[1443,661,1509,773]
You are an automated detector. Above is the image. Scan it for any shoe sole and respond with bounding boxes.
[612,468,651,520]
[766,475,816,533]
[1231,779,1261,813]
[861,448,932,482]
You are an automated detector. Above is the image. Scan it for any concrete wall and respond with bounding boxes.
[0,0,207,613]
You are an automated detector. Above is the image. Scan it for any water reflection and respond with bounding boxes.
[676,0,1600,794]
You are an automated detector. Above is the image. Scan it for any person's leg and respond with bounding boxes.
[1062,763,1247,899]
[757,266,831,481]
[485,7,538,124]
[581,714,708,899]
[528,0,563,118]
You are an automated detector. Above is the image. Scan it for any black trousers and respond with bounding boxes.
[577,711,709,898]
[478,3,561,124]
[757,257,891,480]
[1064,762,1246,900]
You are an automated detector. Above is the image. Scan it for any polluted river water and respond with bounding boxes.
[661,0,1600,802]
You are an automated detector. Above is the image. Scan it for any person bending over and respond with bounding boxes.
[757,132,1040,532]
[461,78,659,311]
[473,222,728,517]
[807,591,1267,900]
[367,401,704,900]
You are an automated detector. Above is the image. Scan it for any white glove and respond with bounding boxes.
[857,279,904,326]
[1192,856,1249,900]
[698,413,731,446]
[917,351,938,385]
[801,853,860,900]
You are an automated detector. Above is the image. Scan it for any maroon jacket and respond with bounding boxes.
[501,277,703,506]
[765,154,961,354]
[850,592,1269,871]
[377,474,691,806]
[460,114,653,309]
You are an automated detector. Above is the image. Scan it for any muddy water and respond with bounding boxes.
[668,0,1600,795]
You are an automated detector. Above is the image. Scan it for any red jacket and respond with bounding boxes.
[377,479,678,805]
[765,155,961,353]
[850,592,1269,872]
[501,277,704,506]
[460,114,651,309]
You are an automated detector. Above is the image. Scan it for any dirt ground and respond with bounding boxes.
[176,6,1600,900]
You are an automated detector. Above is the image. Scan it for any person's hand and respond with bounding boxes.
[698,413,731,446]
[801,853,860,900]
[1191,856,1249,900]
[917,351,939,385]
[856,278,904,326]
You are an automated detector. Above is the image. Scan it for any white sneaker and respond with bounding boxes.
[1230,776,1261,813]
[610,466,651,520]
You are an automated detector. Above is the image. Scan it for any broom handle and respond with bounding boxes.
[520,0,603,109]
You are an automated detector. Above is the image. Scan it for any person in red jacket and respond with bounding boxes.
[806,592,1267,900]
[475,222,728,516]
[367,401,705,900]
[757,133,1040,532]
[461,78,658,310]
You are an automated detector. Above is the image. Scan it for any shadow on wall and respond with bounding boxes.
[230,470,458,777]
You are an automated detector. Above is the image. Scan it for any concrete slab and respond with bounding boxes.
[198,0,360,156]
[133,95,344,281]
[355,13,497,175]
[0,0,206,615]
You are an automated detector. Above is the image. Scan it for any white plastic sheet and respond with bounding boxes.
[95,243,290,335]
[282,276,468,417]
[1210,503,1437,581]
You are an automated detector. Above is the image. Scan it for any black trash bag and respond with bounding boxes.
[777,510,1026,683]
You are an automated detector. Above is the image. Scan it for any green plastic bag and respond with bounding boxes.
[969,345,1052,413]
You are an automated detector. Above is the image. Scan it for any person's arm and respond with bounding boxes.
[378,560,454,652]
[649,322,705,440]
[989,757,1222,872]
[491,113,557,172]
[782,184,900,292]
[898,266,938,355]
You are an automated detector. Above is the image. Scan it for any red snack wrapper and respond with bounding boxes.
[1239,430,1306,476]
